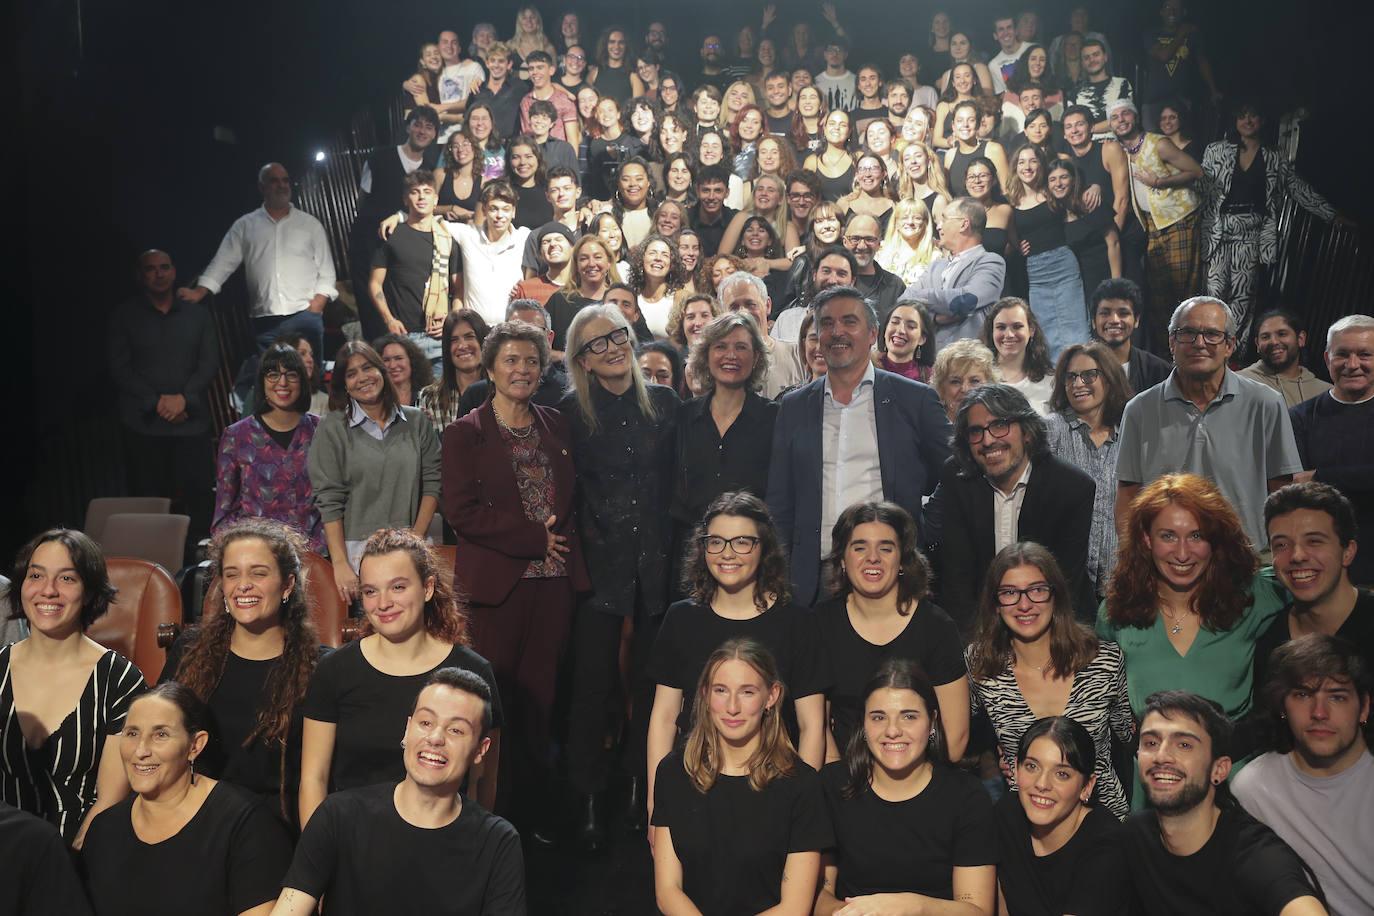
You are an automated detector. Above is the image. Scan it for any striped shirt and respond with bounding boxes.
[0,646,145,841]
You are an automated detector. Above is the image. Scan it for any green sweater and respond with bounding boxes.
[307,406,442,541]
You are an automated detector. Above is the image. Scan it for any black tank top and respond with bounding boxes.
[1013,201,1067,255]
[947,141,988,198]
[593,64,634,103]
[438,169,481,212]
[1071,141,1113,212]
[819,163,856,202]
[982,224,1009,256]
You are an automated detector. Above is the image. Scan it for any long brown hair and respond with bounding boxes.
[1106,474,1257,630]
[967,542,1098,681]
[357,528,469,645]
[172,519,320,815]
[682,638,797,793]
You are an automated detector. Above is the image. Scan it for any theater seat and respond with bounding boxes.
[85,497,171,544]
[101,513,190,577]
[90,558,183,684]
[196,551,353,648]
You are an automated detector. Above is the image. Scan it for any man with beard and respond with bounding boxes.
[936,384,1097,632]
[843,213,905,325]
[766,285,951,605]
[1098,690,1328,916]
[1239,311,1332,408]
[694,33,731,92]
[1116,296,1301,551]
[1109,98,1203,349]
[1090,278,1171,393]
[771,245,856,343]
[1256,483,1374,689]
[272,668,524,916]
[1289,315,1374,584]
[1236,633,1374,916]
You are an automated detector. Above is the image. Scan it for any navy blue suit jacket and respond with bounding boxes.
[765,369,953,606]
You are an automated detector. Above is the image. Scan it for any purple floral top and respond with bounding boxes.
[213,414,327,552]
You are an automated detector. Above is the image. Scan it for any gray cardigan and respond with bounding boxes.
[307,405,442,541]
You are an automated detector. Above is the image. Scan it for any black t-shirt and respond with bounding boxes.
[652,752,833,916]
[649,599,831,737]
[285,783,525,916]
[766,112,793,139]
[370,223,462,334]
[545,290,599,352]
[583,135,648,200]
[0,804,93,916]
[160,634,329,815]
[813,597,967,751]
[82,781,293,916]
[301,641,503,792]
[514,182,554,229]
[820,762,997,900]
[1253,589,1374,695]
[1095,804,1322,916]
[993,792,1121,916]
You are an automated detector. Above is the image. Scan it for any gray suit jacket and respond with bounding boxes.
[902,245,1007,350]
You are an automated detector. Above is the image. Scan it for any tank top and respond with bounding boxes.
[438,169,481,212]
[982,224,1009,257]
[1071,141,1113,212]
[1013,201,1066,255]
[819,162,856,202]
[946,140,988,198]
[593,64,634,103]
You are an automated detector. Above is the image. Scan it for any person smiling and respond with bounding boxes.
[81,682,292,916]
[647,493,829,842]
[967,543,1133,817]
[651,639,832,916]
[873,300,934,382]
[545,234,621,359]
[298,529,503,828]
[372,333,434,407]
[992,716,1123,915]
[274,668,524,916]
[308,341,441,603]
[1099,473,1288,806]
[980,298,1054,414]
[443,319,587,839]
[815,658,996,916]
[213,343,326,553]
[416,309,490,431]
[160,520,325,827]
[1,529,144,847]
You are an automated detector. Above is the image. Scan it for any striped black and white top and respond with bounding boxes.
[0,645,145,842]
[968,639,1135,818]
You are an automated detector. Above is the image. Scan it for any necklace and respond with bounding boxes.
[493,404,535,439]
[1122,133,1145,156]
[1159,606,1191,635]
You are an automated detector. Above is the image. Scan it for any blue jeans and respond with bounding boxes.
[405,331,444,376]
[1026,246,1088,362]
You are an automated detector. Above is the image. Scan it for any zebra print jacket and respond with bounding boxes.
[1199,141,1336,264]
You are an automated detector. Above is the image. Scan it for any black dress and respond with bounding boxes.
[438,168,481,213]
[514,182,554,229]
[946,140,989,197]
[818,162,856,202]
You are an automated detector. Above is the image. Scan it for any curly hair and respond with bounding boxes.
[1105,474,1258,631]
[841,658,946,798]
[686,310,772,396]
[682,638,797,794]
[749,136,799,182]
[824,501,932,610]
[696,253,745,298]
[950,383,1049,478]
[7,528,116,628]
[681,492,790,611]
[172,519,320,816]
[665,291,721,349]
[731,215,784,260]
[358,528,470,645]
[982,297,1054,382]
[627,234,689,296]
[967,542,1099,681]
[371,333,436,394]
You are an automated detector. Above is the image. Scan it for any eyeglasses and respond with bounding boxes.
[855,165,884,175]
[996,584,1054,606]
[787,190,816,201]
[702,534,760,554]
[843,234,880,247]
[967,417,1014,443]
[1172,326,1230,346]
[566,53,586,61]
[1064,369,1101,385]
[704,42,721,50]
[577,326,631,356]
[264,370,301,384]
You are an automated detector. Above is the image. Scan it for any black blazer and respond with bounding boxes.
[936,453,1097,636]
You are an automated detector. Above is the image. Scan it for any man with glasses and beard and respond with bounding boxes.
[1095,690,1329,916]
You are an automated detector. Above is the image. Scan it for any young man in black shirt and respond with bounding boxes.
[1097,690,1328,916]
[688,165,738,256]
[273,668,524,916]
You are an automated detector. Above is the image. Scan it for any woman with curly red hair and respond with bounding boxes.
[1097,473,1286,807]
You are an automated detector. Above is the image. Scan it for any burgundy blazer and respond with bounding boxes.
[442,400,590,605]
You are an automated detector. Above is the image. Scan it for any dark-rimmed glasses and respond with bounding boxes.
[967,417,1014,443]
[1171,326,1230,346]
[996,584,1054,605]
[702,535,759,554]
[577,326,631,356]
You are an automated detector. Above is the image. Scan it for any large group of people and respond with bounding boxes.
[9,2,1372,914]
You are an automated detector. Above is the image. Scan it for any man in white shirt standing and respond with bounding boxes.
[179,162,335,392]
[987,13,1028,94]
[450,181,532,327]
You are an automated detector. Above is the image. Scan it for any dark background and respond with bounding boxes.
[11,0,1370,562]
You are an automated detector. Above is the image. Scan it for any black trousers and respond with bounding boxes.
[565,588,661,796]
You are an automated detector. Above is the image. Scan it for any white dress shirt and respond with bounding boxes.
[988,460,1033,553]
[821,363,884,555]
[196,204,336,317]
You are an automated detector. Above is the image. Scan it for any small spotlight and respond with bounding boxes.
[314,151,326,162]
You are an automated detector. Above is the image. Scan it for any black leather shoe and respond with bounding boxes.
[624,775,647,832]
[576,794,605,852]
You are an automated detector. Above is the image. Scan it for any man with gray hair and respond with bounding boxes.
[717,270,806,398]
[937,383,1097,631]
[178,162,335,370]
[766,285,952,605]
[1116,296,1302,550]
[1289,314,1374,584]
[901,197,1007,351]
